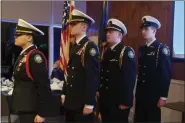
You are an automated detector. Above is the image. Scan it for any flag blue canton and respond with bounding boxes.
[62,1,71,31]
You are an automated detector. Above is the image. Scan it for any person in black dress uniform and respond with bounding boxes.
[134,16,172,122]
[12,19,52,123]
[61,9,100,122]
[98,18,136,122]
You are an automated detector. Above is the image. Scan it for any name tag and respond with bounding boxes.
[147,52,155,56]
[109,59,118,62]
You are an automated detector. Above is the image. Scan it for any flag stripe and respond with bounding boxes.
[60,1,75,76]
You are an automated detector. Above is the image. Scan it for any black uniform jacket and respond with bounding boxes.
[99,42,136,107]
[63,36,100,112]
[12,45,53,117]
[136,40,172,106]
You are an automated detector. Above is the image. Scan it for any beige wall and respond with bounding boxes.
[161,80,184,122]
[1,1,86,25]
[2,1,51,24]
[129,79,185,122]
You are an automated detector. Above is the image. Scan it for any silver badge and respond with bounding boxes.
[89,48,96,56]
[34,55,43,63]
[128,51,134,58]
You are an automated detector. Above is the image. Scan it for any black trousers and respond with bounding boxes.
[64,108,94,123]
[134,101,161,122]
[99,104,130,123]
[18,112,37,123]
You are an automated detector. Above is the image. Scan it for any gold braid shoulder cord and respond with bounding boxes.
[156,43,170,68]
[156,43,162,68]
[100,42,108,61]
[119,46,127,69]
[76,41,91,67]
[119,46,135,69]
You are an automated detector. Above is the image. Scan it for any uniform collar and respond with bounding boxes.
[111,41,121,50]
[146,38,156,47]
[76,34,86,45]
[20,44,36,55]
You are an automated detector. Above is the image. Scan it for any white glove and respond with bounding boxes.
[8,88,13,95]
[7,80,14,87]
[58,81,64,89]
[53,78,61,84]
[50,82,63,91]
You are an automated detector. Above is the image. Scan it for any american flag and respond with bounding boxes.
[60,1,75,76]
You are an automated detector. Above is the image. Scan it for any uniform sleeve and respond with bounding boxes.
[29,52,52,117]
[84,42,100,106]
[158,45,172,98]
[62,80,67,95]
[120,47,136,107]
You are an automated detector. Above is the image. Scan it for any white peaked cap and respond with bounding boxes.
[17,19,45,35]
[141,15,161,29]
[106,18,127,36]
[71,9,95,24]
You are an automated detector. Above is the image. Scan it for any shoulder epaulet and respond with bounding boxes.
[119,46,135,69]
[119,46,127,69]
[127,46,135,54]
[164,44,170,51]
[76,41,95,67]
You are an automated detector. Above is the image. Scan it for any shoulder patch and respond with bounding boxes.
[162,47,170,56]
[128,51,134,58]
[34,54,43,63]
[127,46,135,58]
[89,48,96,56]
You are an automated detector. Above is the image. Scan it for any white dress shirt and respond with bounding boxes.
[20,44,34,55]
[146,38,156,47]
[75,34,86,44]
[110,42,121,50]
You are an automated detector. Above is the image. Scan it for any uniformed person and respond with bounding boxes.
[98,18,136,122]
[134,16,172,122]
[12,19,52,123]
[61,9,100,122]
